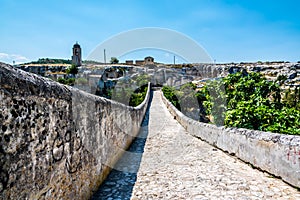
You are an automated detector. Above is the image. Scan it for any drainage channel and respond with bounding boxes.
[91,94,152,200]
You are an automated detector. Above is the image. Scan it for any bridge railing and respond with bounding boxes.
[161,90,300,188]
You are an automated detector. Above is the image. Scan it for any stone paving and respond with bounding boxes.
[130,91,300,200]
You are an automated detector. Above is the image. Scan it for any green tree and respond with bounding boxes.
[203,80,226,126]
[162,86,181,110]
[282,86,300,110]
[129,85,148,107]
[218,72,300,134]
[66,64,78,76]
[135,74,151,86]
[162,83,209,122]
[110,57,119,64]
[162,72,300,134]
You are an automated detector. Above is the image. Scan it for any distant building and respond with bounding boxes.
[135,60,144,66]
[135,56,155,67]
[144,56,156,69]
[144,56,154,64]
[72,42,82,66]
[125,60,134,65]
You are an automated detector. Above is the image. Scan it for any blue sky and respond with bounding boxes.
[0,0,300,64]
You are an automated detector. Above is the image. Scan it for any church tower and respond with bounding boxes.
[72,42,82,66]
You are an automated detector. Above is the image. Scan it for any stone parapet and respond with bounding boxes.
[0,63,150,199]
[161,91,300,188]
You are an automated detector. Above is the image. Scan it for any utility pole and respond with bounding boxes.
[104,49,106,64]
[173,55,176,67]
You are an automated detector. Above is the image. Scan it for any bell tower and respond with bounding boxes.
[72,42,82,66]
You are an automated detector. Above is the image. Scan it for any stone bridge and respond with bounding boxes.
[0,63,300,199]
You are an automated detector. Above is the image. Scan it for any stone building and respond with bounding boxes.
[135,60,144,66]
[134,56,155,67]
[72,42,82,66]
[144,56,154,64]
[144,56,156,69]
[125,60,134,65]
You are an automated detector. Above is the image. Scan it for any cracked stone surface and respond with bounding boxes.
[130,91,300,200]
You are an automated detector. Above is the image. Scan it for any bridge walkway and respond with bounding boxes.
[130,91,300,199]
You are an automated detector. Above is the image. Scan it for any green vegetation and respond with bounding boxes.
[134,74,151,88]
[203,79,226,126]
[66,64,79,76]
[56,73,149,107]
[111,84,148,107]
[82,60,103,65]
[209,72,300,134]
[24,58,103,65]
[129,85,148,107]
[24,58,72,64]
[282,87,300,110]
[57,77,75,85]
[162,82,209,122]
[109,74,150,107]
[162,86,181,110]
[110,57,119,64]
[56,64,79,86]
[163,72,300,135]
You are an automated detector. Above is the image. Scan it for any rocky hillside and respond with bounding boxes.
[216,62,300,86]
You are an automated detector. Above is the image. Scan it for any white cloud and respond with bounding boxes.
[11,54,28,61]
[164,53,170,58]
[0,52,29,64]
[0,53,10,59]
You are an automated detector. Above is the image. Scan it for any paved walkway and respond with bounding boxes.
[130,91,300,200]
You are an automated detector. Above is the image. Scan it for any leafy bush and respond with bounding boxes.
[162,83,209,122]
[282,87,300,110]
[66,64,78,75]
[163,72,300,135]
[57,77,67,84]
[162,86,181,110]
[57,77,75,86]
[110,75,150,106]
[129,84,148,107]
[110,57,119,64]
[66,78,75,85]
[206,72,300,135]
[203,79,227,125]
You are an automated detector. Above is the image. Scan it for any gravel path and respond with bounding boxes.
[130,91,300,200]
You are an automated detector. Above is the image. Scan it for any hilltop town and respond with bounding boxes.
[12,42,300,97]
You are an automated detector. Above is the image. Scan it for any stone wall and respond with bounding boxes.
[161,91,300,188]
[0,63,150,199]
[194,65,220,78]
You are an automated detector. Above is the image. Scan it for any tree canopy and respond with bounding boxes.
[205,72,300,134]
[163,72,300,135]
[66,64,78,76]
[110,57,119,64]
